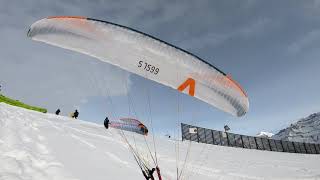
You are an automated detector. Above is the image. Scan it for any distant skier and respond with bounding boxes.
[72,110,79,119]
[104,117,110,129]
[55,109,61,115]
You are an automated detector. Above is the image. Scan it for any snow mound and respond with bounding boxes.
[273,112,320,144]
[256,131,274,138]
[1,103,320,180]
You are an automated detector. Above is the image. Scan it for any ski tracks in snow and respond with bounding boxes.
[0,103,77,180]
[58,122,134,167]
[45,119,130,151]
[42,113,135,170]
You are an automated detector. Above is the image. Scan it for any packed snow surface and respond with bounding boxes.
[1,103,320,180]
[273,112,320,144]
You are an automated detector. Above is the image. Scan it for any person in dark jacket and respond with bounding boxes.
[55,109,61,115]
[224,125,230,132]
[72,110,79,119]
[104,117,110,129]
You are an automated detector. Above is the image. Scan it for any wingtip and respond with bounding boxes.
[226,74,248,98]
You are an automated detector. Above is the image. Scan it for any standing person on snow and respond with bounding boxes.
[72,110,79,119]
[104,116,110,129]
[55,109,61,115]
[224,125,230,132]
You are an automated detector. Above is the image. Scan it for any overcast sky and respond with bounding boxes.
[1,0,320,135]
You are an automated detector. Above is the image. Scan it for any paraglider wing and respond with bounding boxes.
[27,16,249,117]
[118,118,142,126]
[109,118,148,135]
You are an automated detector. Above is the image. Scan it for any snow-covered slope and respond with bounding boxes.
[1,103,320,180]
[256,131,274,138]
[273,113,320,144]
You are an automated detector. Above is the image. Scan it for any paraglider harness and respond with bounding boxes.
[127,147,162,180]
[138,123,149,136]
[108,119,161,180]
[141,166,162,180]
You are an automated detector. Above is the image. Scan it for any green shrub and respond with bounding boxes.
[0,94,47,113]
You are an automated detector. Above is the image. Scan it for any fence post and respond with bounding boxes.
[240,135,245,148]
[197,127,199,143]
[254,137,259,149]
[280,140,284,152]
[280,140,289,152]
[303,143,307,154]
[226,133,230,146]
[204,128,207,144]
[292,142,297,153]
[267,139,272,151]
[211,130,215,145]
[181,123,184,141]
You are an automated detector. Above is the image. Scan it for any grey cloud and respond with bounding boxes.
[288,29,320,54]
[178,17,272,51]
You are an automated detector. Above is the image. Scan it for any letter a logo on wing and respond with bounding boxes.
[177,78,195,96]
